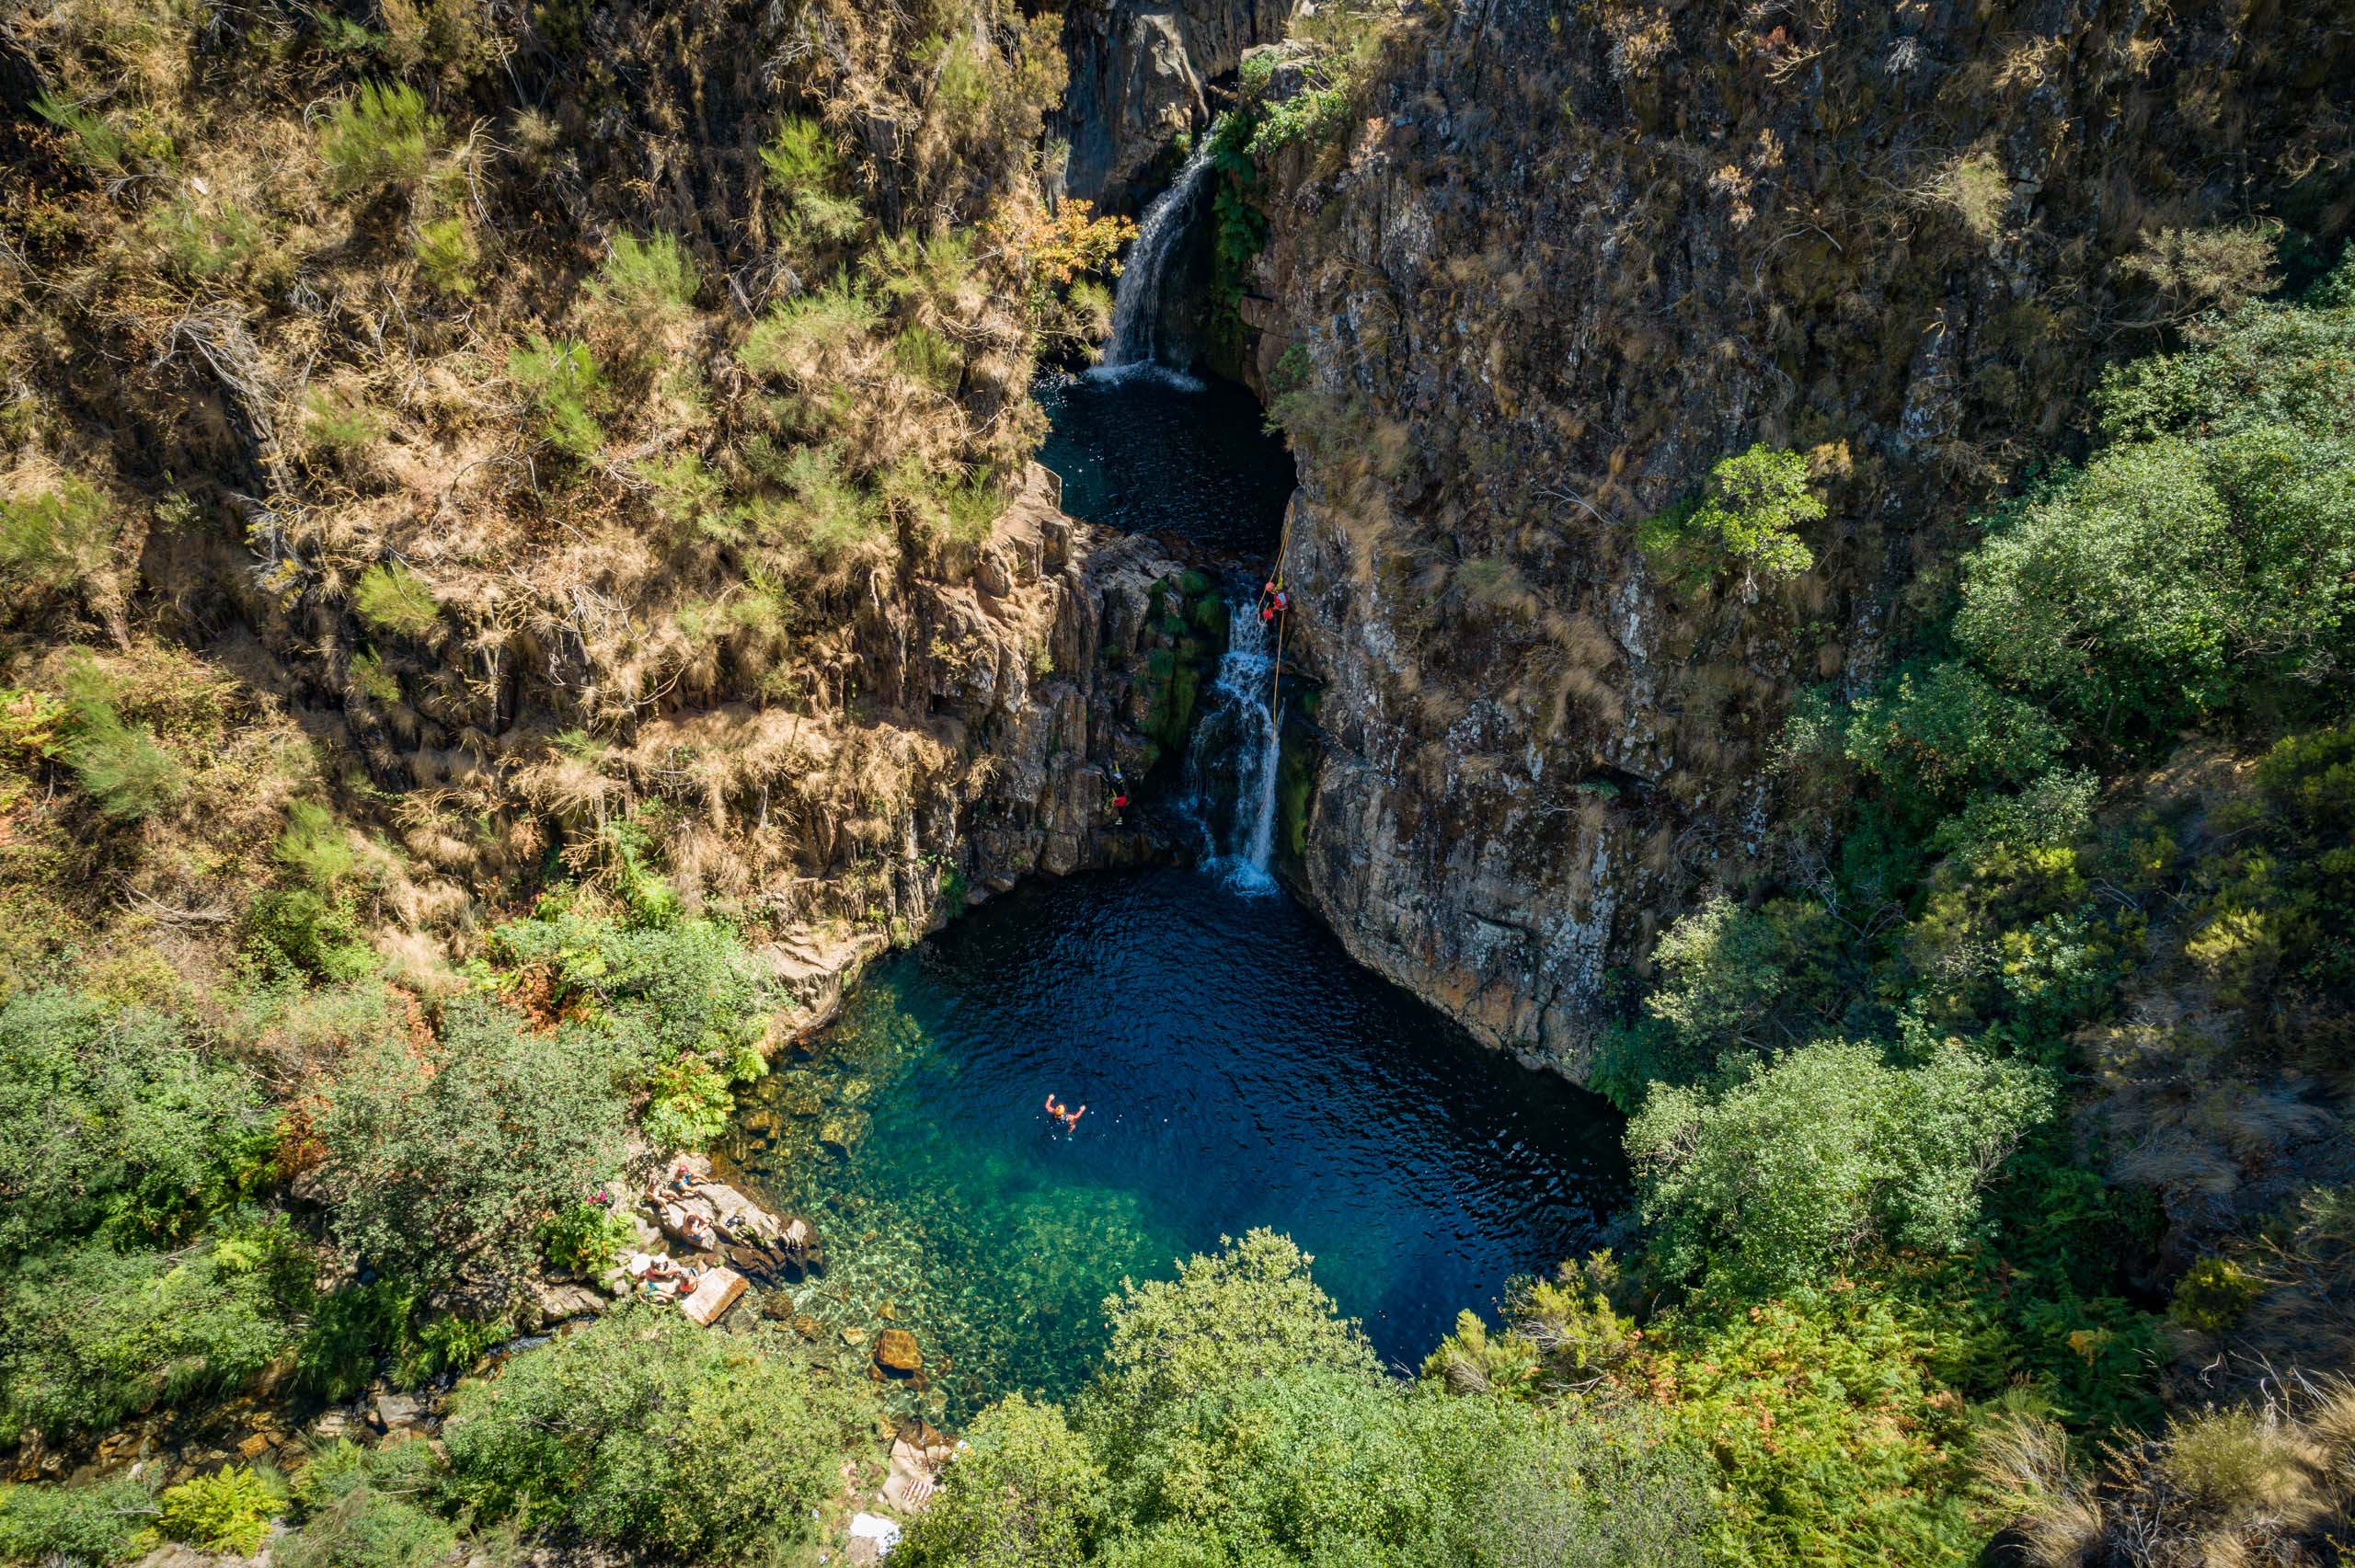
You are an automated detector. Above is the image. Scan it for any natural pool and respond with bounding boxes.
[722,868,1627,1425]
[1035,368,1297,552]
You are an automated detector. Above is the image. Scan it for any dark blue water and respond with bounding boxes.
[1036,369,1297,552]
[725,870,1626,1424]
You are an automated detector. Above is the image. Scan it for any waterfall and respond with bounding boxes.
[1187,600,1282,893]
[1097,132,1220,375]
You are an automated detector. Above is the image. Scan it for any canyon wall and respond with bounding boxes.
[1054,0,1293,207]
[1226,0,2352,1071]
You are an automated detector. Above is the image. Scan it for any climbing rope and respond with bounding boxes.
[1258,509,1295,722]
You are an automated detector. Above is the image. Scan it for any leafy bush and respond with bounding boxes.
[1959,273,2355,731]
[442,1308,856,1560]
[508,336,605,462]
[0,1473,156,1566]
[539,1199,633,1276]
[320,81,438,196]
[1637,444,1823,596]
[0,478,116,602]
[589,231,700,314]
[1628,1037,2055,1294]
[2170,1255,2261,1334]
[1843,662,2064,813]
[897,1393,1105,1567]
[316,998,627,1289]
[760,116,865,248]
[0,989,270,1257]
[411,214,477,294]
[0,1231,310,1441]
[642,1056,733,1151]
[156,1465,286,1556]
[275,1485,454,1568]
[1098,1229,1375,1416]
[246,887,376,983]
[148,195,265,281]
[350,563,441,641]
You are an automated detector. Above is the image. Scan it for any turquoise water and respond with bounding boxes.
[723,869,1626,1425]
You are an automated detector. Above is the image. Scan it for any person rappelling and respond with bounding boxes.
[1107,762,1130,825]
[1258,578,1292,624]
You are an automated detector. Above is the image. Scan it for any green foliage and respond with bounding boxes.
[1246,87,1352,156]
[642,1056,733,1150]
[1628,1037,2054,1295]
[276,1477,454,1568]
[411,214,477,295]
[740,275,884,380]
[156,1466,286,1557]
[442,1307,856,1560]
[0,478,117,602]
[0,1473,156,1566]
[0,1230,310,1442]
[589,231,700,314]
[62,700,181,820]
[899,1393,1106,1567]
[1844,662,2064,814]
[30,92,128,176]
[148,195,265,281]
[246,886,376,983]
[0,989,270,1258]
[319,81,438,197]
[760,117,865,249]
[2171,1256,2261,1335]
[1099,1229,1376,1417]
[1637,444,1823,595]
[316,997,627,1290]
[350,563,441,641]
[508,335,607,463]
[1959,274,2355,732]
[304,391,385,452]
[540,1199,633,1276]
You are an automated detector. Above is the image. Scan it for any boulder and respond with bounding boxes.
[679,1266,746,1328]
[874,1328,922,1376]
[844,1511,902,1564]
[370,1393,421,1432]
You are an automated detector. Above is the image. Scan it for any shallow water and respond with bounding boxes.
[725,870,1626,1425]
[1035,370,1297,553]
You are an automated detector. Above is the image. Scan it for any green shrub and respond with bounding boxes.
[320,81,438,196]
[1099,1229,1375,1416]
[897,1393,1103,1568]
[760,117,864,248]
[156,1465,286,1557]
[1637,443,1823,596]
[246,887,376,983]
[30,91,128,176]
[0,1473,156,1566]
[589,231,700,313]
[508,336,606,462]
[1843,662,2064,813]
[0,478,117,601]
[442,1307,856,1560]
[304,391,385,452]
[350,563,441,640]
[642,1057,732,1151]
[2170,1255,2261,1334]
[411,213,477,294]
[0,989,270,1257]
[740,276,883,380]
[0,1233,309,1442]
[275,1486,454,1568]
[316,998,627,1289]
[1628,1037,2055,1294]
[148,194,265,280]
[277,800,361,892]
[540,1199,633,1276]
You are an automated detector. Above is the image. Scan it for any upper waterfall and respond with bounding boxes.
[1098,131,1221,372]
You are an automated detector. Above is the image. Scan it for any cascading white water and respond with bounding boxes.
[1191,600,1281,892]
[1097,132,1220,373]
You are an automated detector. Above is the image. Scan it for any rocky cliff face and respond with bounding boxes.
[1233,0,2352,1071]
[1054,0,1292,207]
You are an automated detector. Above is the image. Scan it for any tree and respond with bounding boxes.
[897,1394,1106,1567]
[1638,444,1824,599]
[315,998,626,1292]
[1097,1229,1376,1417]
[1627,1037,2053,1294]
[442,1307,856,1561]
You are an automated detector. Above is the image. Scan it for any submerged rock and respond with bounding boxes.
[874,1328,923,1376]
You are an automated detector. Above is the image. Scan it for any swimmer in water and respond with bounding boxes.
[1043,1094,1086,1130]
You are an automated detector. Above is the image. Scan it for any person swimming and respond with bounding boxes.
[1044,1094,1086,1130]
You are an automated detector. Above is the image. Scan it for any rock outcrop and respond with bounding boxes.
[1234,0,2352,1071]
[1055,0,1293,208]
